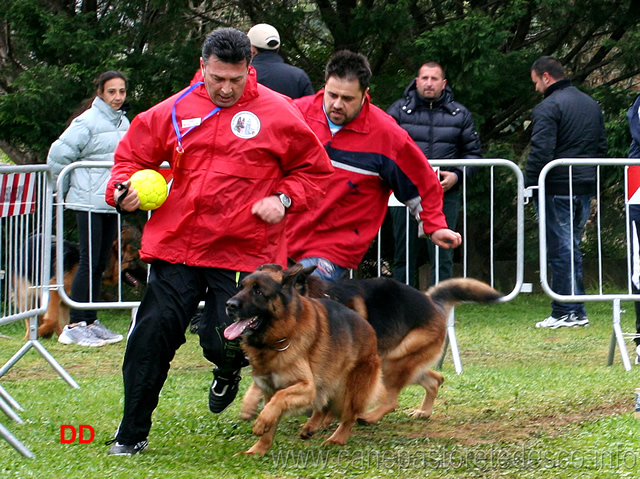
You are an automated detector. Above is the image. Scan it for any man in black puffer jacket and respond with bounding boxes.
[526,56,607,330]
[387,61,481,288]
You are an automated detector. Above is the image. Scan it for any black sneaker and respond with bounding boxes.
[106,438,148,456]
[209,368,241,413]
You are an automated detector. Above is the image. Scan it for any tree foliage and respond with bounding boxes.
[1,0,640,266]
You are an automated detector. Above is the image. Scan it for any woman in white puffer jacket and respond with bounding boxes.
[47,71,129,347]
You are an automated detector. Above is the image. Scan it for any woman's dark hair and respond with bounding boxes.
[65,71,128,127]
[95,71,128,94]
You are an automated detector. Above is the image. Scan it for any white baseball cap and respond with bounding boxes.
[247,23,280,50]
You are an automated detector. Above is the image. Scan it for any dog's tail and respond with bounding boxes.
[427,278,503,316]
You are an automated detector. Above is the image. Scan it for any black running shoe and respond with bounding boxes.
[106,438,148,456]
[209,368,241,413]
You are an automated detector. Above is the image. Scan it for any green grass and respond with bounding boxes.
[1,294,639,478]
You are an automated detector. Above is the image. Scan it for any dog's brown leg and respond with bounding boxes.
[327,354,381,445]
[38,287,62,338]
[300,409,330,439]
[409,369,444,419]
[358,383,400,425]
[323,418,356,446]
[244,417,280,456]
[240,381,263,421]
[247,380,315,454]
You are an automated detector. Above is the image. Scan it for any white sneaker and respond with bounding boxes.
[535,314,578,329]
[58,321,107,347]
[635,345,640,365]
[89,320,123,344]
[535,315,563,328]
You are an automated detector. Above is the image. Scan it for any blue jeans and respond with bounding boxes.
[538,194,592,318]
[297,257,347,282]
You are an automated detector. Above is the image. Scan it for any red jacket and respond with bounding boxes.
[287,91,446,269]
[106,68,333,272]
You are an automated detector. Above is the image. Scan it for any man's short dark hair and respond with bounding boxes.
[202,28,252,66]
[419,61,446,79]
[325,50,372,91]
[531,56,565,80]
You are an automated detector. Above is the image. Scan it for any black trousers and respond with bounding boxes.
[115,260,248,444]
[391,189,459,288]
[70,211,118,324]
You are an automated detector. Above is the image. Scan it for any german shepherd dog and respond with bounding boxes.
[17,225,147,339]
[224,263,383,456]
[242,266,503,425]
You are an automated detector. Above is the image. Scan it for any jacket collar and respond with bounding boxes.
[92,96,125,125]
[306,89,371,135]
[544,78,571,98]
[400,81,456,114]
[251,51,285,64]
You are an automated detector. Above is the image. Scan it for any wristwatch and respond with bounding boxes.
[276,193,292,209]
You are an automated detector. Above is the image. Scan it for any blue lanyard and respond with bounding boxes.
[171,81,220,153]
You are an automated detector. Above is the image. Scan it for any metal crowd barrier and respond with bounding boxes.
[538,158,640,371]
[377,159,527,373]
[0,165,56,458]
[54,161,146,314]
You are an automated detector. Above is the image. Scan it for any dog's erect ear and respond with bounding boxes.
[282,263,316,293]
[257,263,284,273]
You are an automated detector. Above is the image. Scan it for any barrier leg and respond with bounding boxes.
[0,421,34,458]
[0,395,23,423]
[446,309,463,374]
[0,340,80,389]
[0,384,23,411]
[607,330,617,367]
[436,309,463,374]
[610,299,632,371]
[435,335,449,370]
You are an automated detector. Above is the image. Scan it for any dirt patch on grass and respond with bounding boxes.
[408,400,631,445]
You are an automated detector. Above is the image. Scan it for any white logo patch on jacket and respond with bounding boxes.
[231,112,260,139]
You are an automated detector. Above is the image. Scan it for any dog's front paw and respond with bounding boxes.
[408,409,432,419]
[299,424,316,439]
[322,437,346,446]
[243,438,272,456]
[252,412,276,436]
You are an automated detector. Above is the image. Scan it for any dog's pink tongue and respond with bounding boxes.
[224,319,250,340]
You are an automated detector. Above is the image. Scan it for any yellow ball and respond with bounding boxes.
[129,169,168,211]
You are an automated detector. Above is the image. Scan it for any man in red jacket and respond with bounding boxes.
[104,27,333,456]
[288,50,461,281]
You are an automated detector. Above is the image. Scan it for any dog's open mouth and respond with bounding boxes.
[224,317,260,340]
[123,271,139,289]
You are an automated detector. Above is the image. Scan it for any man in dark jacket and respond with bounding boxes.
[626,94,640,364]
[526,56,607,329]
[387,61,481,288]
[247,23,314,99]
